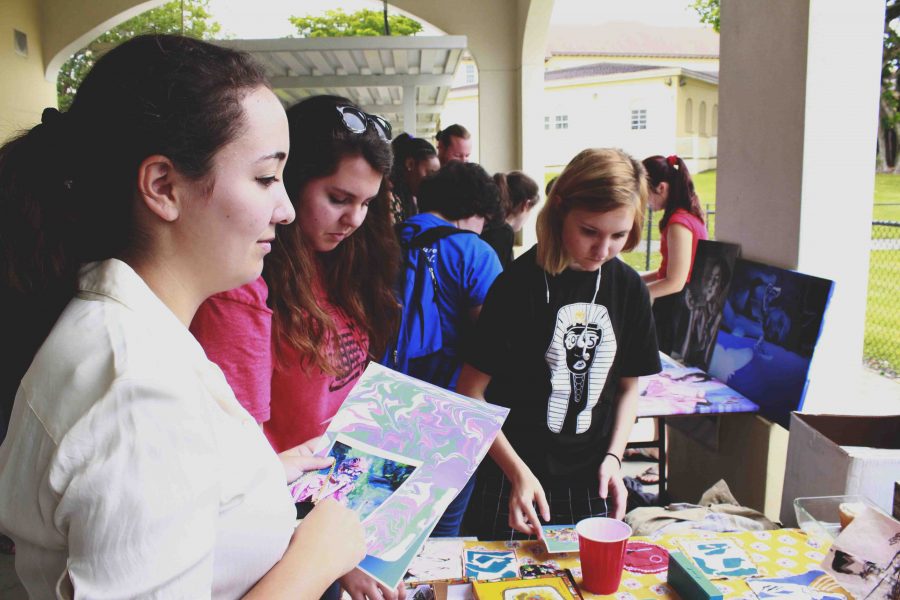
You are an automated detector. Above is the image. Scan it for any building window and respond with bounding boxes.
[544,116,551,130]
[464,63,476,84]
[630,109,647,130]
[699,101,707,135]
[554,114,569,129]
[685,98,694,133]
[712,104,719,135]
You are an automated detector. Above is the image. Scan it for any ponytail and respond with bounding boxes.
[492,172,511,222]
[642,154,703,231]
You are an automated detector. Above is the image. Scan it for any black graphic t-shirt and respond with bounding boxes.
[464,246,661,482]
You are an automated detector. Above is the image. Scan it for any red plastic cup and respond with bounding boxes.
[576,517,632,595]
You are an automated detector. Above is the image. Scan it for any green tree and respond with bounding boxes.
[690,0,720,31]
[693,0,900,171]
[56,0,221,111]
[289,9,422,38]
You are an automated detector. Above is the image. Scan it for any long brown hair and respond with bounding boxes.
[264,95,400,374]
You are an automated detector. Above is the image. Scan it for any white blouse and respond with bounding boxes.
[0,260,296,599]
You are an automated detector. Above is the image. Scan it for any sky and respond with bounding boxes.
[207,0,707,39]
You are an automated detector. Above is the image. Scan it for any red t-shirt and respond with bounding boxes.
[190,277,273,423]
[265,285,369,453]
[657,208,709,281]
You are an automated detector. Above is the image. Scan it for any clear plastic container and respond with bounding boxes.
[793,495,879,541]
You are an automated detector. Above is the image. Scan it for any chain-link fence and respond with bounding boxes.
[865,220,900,378]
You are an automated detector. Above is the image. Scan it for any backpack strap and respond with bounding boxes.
[406,225,476,249]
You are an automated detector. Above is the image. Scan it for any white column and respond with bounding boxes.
[402,84,417,136]
[517,0,554,248]
[716,0,884,412]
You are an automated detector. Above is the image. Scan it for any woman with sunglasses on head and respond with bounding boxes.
[388,133,440,223]
[457,149,661,541]
[0,35,364,598]
[191,95,402,600]
[480,170,541,269]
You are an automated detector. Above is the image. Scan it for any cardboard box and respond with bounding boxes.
[667,414,789,521]
[779,413,900,526]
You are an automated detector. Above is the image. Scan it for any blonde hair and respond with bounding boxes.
[536,148,647,274]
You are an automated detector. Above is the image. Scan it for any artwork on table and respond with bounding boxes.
[405,582,474,600]
[541,525,579,554]
[678,538,759,578]
[637,360,759,418]
[670,239,742,370]
[708,259,834,427]
[746,570,848,599]
[471,573,583,600]
[821,506,900,600]
[520,563,560,578]
[309,363,509,589]
[464,549,519,581]
[290,434,421,521]
[623,541,669,574]
[404,538,467,583]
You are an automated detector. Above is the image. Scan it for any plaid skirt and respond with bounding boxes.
[462,463,616,541]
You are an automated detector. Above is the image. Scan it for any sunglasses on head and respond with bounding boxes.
[335,105,392,141]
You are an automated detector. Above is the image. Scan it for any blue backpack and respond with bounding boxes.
[384,224,475,388]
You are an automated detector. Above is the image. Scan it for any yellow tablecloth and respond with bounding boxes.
[465,528,835,599]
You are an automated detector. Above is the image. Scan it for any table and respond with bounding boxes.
[463,528,837,599]
[631,353,759,496]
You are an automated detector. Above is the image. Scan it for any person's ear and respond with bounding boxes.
[404,157,416,172]
[136,155,182,222]
[657,181,670,198]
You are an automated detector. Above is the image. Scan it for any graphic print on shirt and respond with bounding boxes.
[545,302,616,434]
[330,323,368,392]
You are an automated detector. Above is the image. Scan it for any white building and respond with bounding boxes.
[440,22,720,176]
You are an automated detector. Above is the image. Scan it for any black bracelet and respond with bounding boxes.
[604,452,622,469]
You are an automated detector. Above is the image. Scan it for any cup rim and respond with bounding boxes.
[576,516,632,543]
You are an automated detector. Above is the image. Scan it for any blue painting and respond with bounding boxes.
[708,259,833,427]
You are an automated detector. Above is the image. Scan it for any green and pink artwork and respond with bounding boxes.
[637,353,759,417]
[306,363,509,588]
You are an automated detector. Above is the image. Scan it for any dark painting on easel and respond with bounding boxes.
[669,240,742,370]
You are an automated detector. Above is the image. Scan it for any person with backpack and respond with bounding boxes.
[384,160,502,536]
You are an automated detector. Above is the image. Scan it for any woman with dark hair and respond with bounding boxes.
[389,133,440,222]
[633,154,709,484]
[481,170,541,269]
[640,154,709,351]
[0,35,363,598]
[191,94,402,599]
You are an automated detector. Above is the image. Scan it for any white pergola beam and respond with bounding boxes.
[270,73,454,89]
[217,36,468,53]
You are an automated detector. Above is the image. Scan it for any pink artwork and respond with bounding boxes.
[637,357,758,418]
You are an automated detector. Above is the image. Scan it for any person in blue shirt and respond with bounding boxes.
[389,160,502,535]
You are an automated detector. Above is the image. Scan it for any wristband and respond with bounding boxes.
[604,452,622,469]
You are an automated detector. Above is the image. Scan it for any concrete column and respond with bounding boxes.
[517,0,554,248]
[402,84,417,136]
[716,0,884,412]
